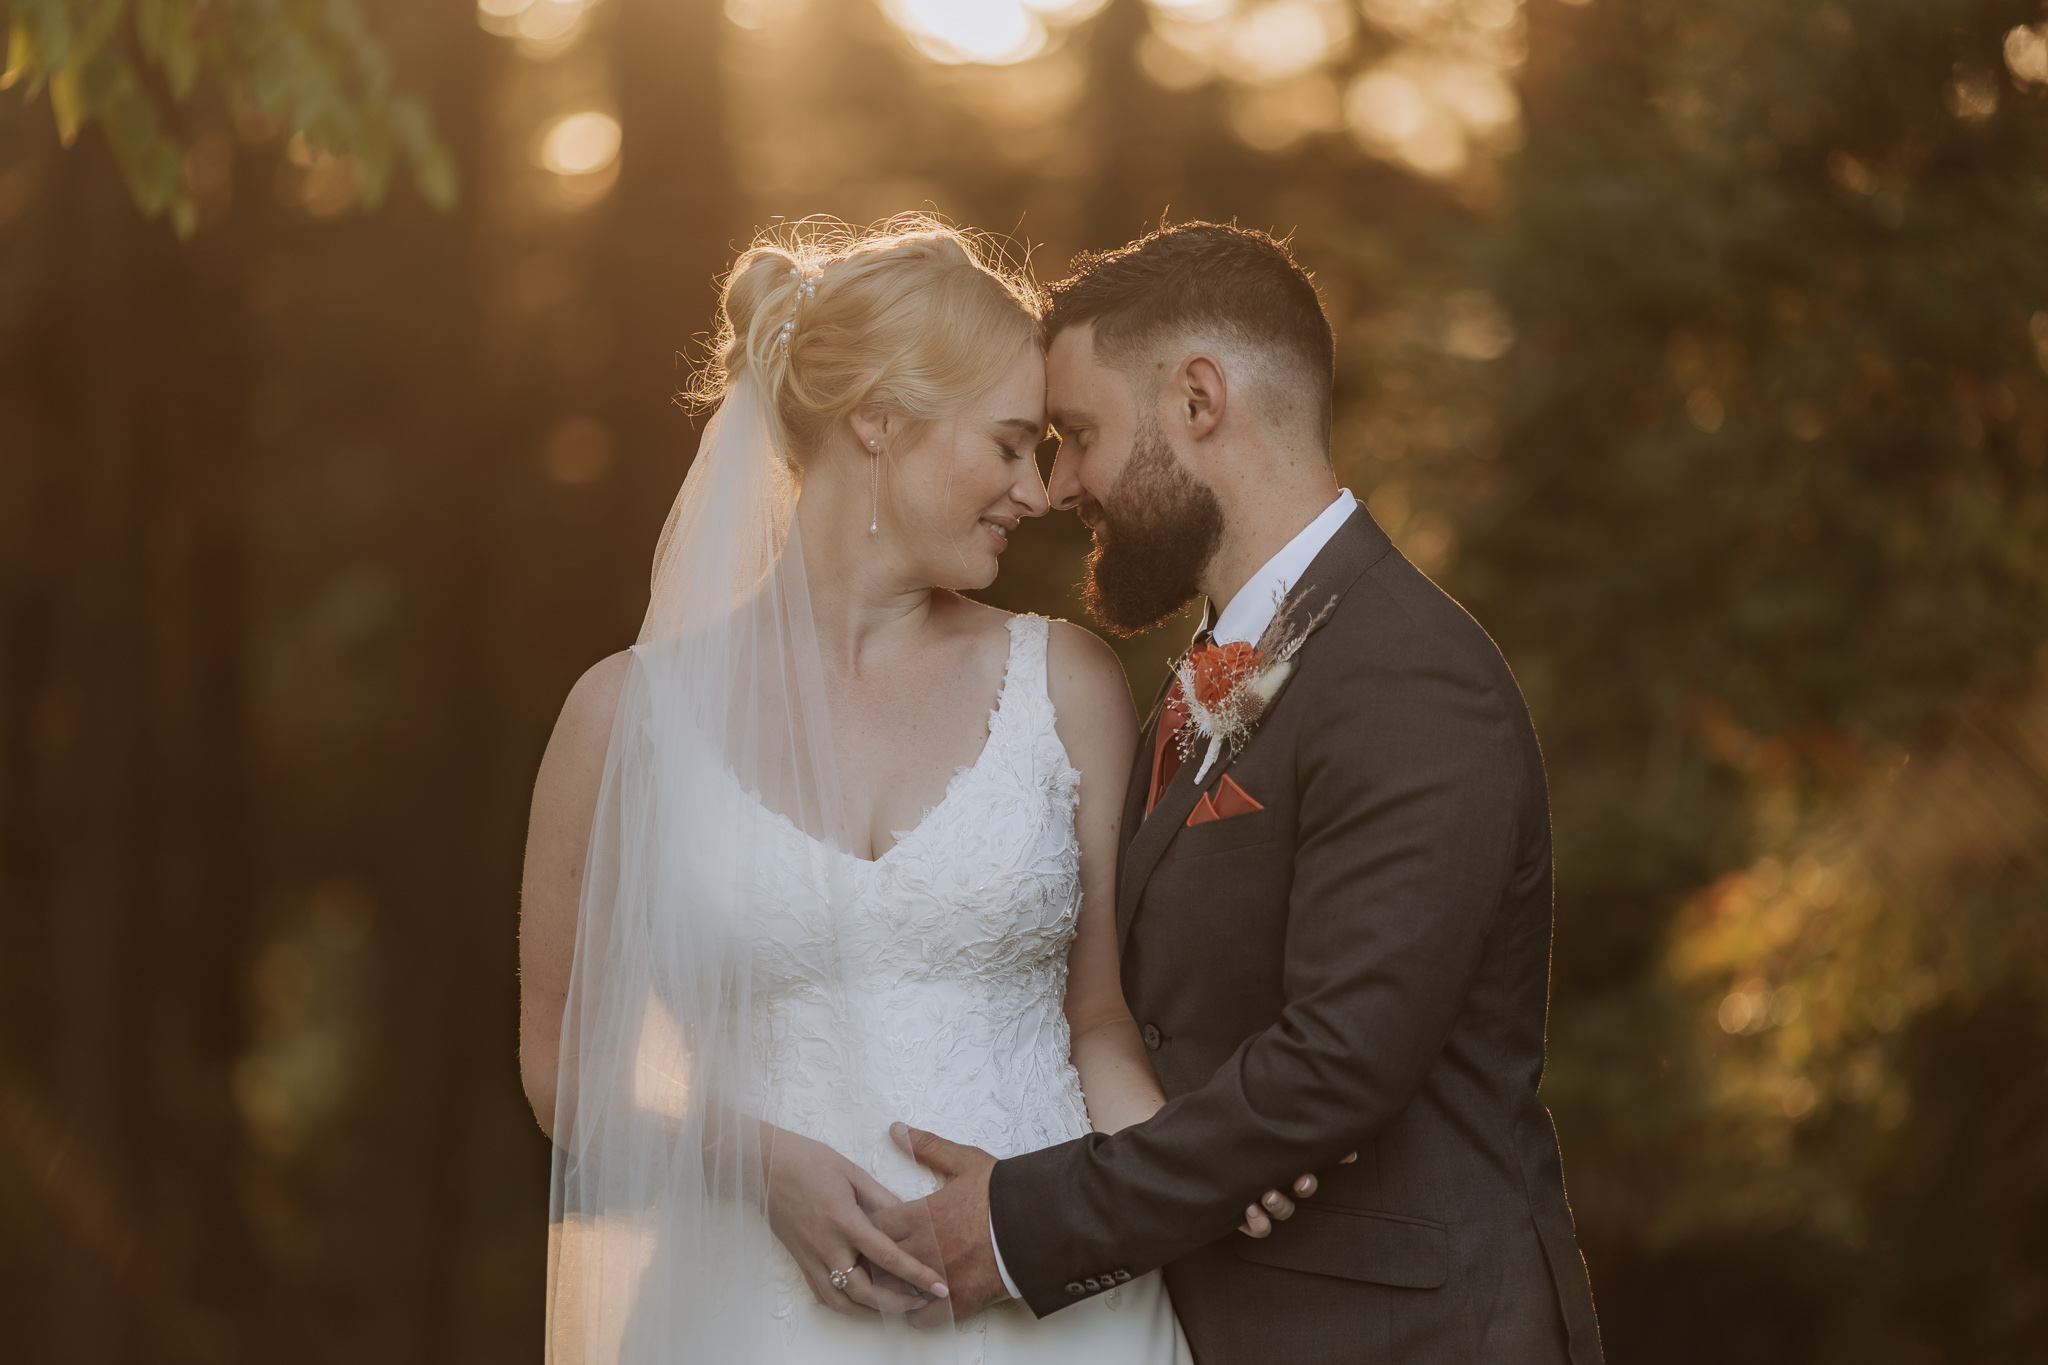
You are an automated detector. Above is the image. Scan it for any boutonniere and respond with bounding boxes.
[1174,589,1338,786]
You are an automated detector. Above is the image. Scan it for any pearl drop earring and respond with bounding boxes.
[867,439,880,535]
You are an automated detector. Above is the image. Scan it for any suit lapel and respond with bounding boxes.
[1113,654,1193,943]
[1115,507,1394,950]
[1113,709,1153,887]
[1115,740,1209,946]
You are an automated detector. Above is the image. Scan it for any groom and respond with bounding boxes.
[883,223,1603,1363]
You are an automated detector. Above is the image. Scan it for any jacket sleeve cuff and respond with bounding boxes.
[988,1213,1022,1300]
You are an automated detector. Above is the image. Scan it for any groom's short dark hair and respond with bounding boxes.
[1043,222,1335,442]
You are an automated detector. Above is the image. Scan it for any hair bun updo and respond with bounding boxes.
[690,216,1043,463]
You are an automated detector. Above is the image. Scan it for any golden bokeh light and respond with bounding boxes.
[1032,0,1113,19]
[1145,0,1353,89]
[1138,0,1531,177]
[478,0,597,53]
[2007,24,2048,85]
[1946,71,1999,123]
[1344,54,1519,177]
[884,0,1111,66]
[539,111,622,176]
[1227,73,1341,151]
[888,0,1048,65]
[1229,0,1347,82]
[518,0,586,43]
[1438,289,1515,361]
[280,131,362,218]
[1361,0,1520,40]
[1149,0,1234,20]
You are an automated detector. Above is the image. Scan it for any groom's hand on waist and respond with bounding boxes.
[874,1122,1007,1324]
[1240,1149,1359,1238]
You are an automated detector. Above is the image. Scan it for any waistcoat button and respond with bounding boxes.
[1141,1023,1162,1050]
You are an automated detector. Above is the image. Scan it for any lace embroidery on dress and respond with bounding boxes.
[717,615,1091,1329]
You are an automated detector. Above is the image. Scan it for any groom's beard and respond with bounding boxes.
[1080,417,1224,638]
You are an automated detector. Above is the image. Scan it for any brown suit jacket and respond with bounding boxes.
[989,508,1603,1364]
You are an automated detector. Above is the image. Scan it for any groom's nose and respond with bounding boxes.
[1046,438,1084,513]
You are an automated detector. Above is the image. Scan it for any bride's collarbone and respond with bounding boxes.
[833,617,1020,861]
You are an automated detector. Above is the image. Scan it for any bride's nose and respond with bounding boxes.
[1013,463,1052,519]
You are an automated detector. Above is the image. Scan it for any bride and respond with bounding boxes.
[517,219,1206,1362]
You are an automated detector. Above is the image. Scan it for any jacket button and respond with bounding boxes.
[1114,1269,1131,1283]
[1066,1282,1084,1296]
[1141,1023,1162,1050]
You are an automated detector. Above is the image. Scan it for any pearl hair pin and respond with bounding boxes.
[777,266,816,353]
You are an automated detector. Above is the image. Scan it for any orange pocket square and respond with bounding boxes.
[1186,774,1265,827]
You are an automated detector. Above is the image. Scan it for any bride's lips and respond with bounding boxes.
[980,516,1016,551]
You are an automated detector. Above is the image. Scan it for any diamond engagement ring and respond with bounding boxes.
[829,1266,856,1292]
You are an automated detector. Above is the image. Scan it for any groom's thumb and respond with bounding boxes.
[891,1122,961,1177]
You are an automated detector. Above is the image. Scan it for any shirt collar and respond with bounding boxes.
[1201,489,1358,648]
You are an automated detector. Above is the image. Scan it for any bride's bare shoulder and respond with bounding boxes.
[539,651,633,787]
[1044,616,1124,684]
[1043,617,1138,741]
[929,596,1132,731]
[562,650,633,732]
[525,651,633,908]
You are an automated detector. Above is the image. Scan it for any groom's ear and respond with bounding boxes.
[1176,354,1228,442]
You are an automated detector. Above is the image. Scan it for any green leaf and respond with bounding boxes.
[27,1,75,72]
[388,94,456,210]
[410,140,456,212]
[161,8,195,97]
[21,0,459,232]
[47,58,80,143]
[1,20,35,90]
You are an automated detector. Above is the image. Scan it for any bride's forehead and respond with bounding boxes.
[976,356,1047,419]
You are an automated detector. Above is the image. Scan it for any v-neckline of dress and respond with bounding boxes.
[748,616,1028,868]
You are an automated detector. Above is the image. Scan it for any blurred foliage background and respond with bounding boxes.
[2,0,2045,1361]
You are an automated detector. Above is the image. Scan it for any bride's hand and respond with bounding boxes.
[763,1128,952,1316]
[1238,1151,1358,1238]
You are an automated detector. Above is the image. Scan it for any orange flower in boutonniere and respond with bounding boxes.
[1190,640,1260,708]
[1173,591,1341,786]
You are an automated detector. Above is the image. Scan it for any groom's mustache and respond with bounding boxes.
[1075,494,1109,536]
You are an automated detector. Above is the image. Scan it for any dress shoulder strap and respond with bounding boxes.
[999,618,1048,703]
[996,614,1082,790]
[997,613,1052,729]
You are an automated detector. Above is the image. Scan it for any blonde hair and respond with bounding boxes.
[691,216,1043,461]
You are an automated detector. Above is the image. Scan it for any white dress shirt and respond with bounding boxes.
[986,489,1357,1302]
[1205,488,1358,647]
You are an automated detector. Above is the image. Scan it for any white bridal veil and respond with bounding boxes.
[545,376,958,1360]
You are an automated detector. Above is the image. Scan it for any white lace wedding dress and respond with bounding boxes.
[725,613,1190,1364]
